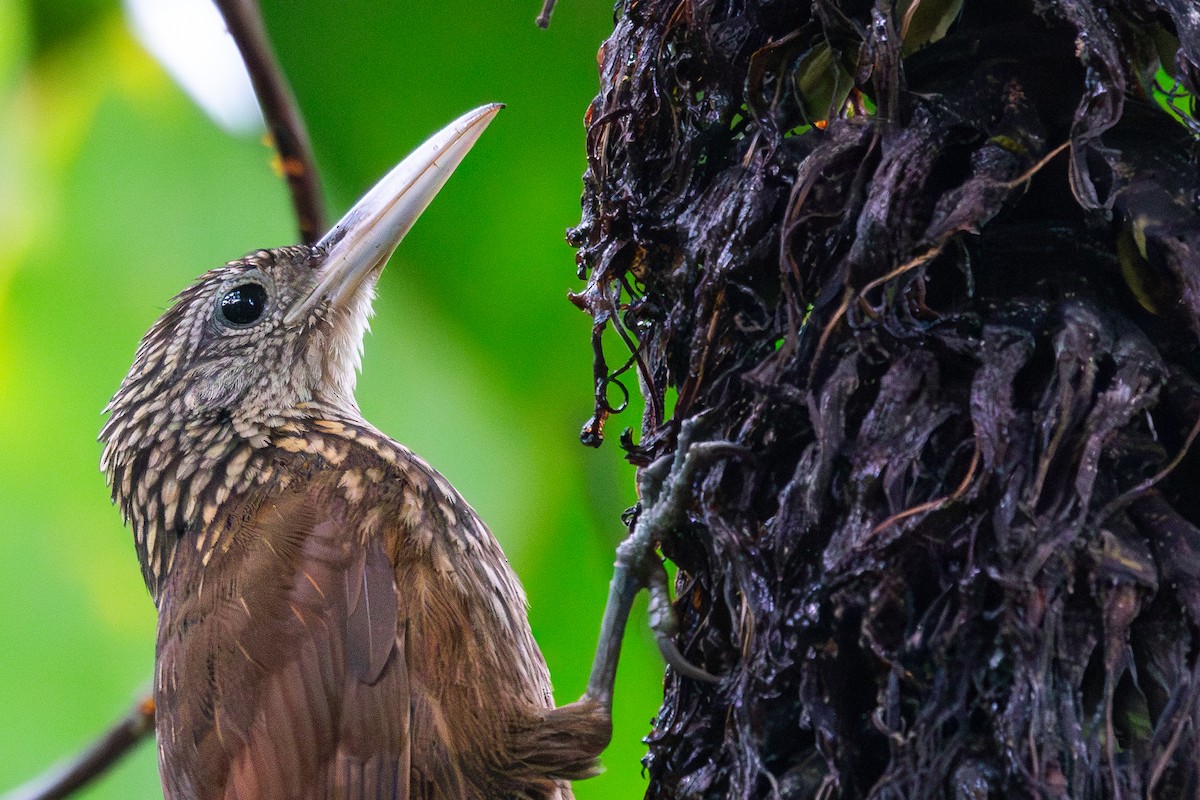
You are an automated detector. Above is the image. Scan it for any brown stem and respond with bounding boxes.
[215,0,328,245]
[536,0,558,28]
[2,697,155,800]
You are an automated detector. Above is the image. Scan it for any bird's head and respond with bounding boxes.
[101,104,500,458]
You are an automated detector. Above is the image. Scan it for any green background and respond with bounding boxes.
[0,2,665,798]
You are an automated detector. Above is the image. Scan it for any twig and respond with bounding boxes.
[2,698,155,800]
[215,0,327,245]
[1095,405,1200,524]
[867,440,981,538]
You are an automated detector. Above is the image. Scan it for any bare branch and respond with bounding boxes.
[215,0,327,244]
[537,0,557,29]
[2,698,155,800]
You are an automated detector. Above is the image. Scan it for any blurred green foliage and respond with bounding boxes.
[0,1,665,798]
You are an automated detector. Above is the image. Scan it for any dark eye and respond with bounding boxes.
[217,282,269,327]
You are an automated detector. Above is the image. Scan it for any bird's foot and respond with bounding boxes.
[584,418,748,708]
[643,553,718,684]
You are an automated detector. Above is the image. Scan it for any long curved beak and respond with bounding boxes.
[285,103,502,325]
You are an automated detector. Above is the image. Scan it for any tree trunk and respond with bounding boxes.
[570,1,1200,797]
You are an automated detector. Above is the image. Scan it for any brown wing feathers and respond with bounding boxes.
[158,477,413,799]
[154,444,602,799]
[344,537,400,685]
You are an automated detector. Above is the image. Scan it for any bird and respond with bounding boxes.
[99,104,611,800]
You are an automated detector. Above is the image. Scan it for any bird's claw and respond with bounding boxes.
[645,559,719,684]
[584,418,744,707]
[637,417,749,504]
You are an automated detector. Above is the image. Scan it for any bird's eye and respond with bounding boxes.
[217,282,269,328]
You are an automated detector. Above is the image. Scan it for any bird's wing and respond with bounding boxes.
[155,472,427,800]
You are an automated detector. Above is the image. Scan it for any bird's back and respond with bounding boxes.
[153,420,606,799]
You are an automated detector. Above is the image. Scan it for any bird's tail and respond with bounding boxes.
[502,695,612,797]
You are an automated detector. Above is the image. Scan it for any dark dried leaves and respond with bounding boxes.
[572,1,1200,798]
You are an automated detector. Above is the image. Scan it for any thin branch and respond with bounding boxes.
[537,0,558,28]
[215,0,328,244]
[2,698,155,800]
